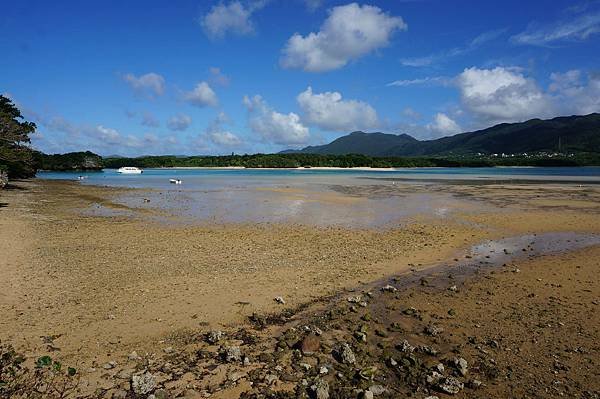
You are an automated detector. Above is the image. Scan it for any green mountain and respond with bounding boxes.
[285,114,600,156]
[282,132,419,156]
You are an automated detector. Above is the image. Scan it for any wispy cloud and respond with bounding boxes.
[511,11,600,46]
[401,28,506,67]
[386,76,449,87]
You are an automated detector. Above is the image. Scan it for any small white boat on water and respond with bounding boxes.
[169,179,182,184]
[117,166,143,174]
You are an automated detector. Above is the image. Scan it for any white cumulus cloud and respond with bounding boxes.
[243,95,310,145]
[427,113,461,136]
[549,70,600,115]
[184,81,218,107]
[456,67,553,124]
[296,86,379,132]
[95,125,122,144]
[167,114,192,131]
[122,72,165,98]
[208,131,242,146]
[201,1,266,39]
[452,66,600,126]
[281,3,407,72]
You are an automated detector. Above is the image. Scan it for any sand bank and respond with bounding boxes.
[1,178,599,397]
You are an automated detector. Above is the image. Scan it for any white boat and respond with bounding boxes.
[169,179,182,184]
[117,167,143,174]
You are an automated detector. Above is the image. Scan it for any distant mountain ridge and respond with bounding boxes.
[283,114,600,156]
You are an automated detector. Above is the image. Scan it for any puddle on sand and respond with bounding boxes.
[466,232,600,267]
[363,232,600,295]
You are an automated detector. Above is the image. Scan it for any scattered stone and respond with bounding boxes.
[300,363,312,371]
[381,285,397,293]
[448,308,457,316]
[425,324,444,336]
[427,371,443,385]
[128,351,141,361]
[437,376,464,394]
[338,343,356,365]
[116,369,134,380]
[163,346,174,354]
[398,340,414,353]
[311,378,329,399]
[205,330,223,344]
[487,339,500,349]
[274,296,286,305]
[435,363,445,373]
[454,357,468,376]
[417,345,438,356]
[347,296,362,304]
[319,366,329,375]
[222,346,242,363]
[354,331,367,343]
[448,285,458,292]
[299,333,320,355]
[131,372,157,395]
[468,379,482,389]
[103,361,116,370]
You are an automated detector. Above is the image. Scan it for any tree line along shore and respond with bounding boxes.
[32,152,600,173]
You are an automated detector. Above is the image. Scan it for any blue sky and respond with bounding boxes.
[1,0,599,156]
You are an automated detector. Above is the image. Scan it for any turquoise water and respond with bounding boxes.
[38,166,600,190]
[36,167,600,226]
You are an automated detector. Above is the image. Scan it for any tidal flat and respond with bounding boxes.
[1,176,599,398]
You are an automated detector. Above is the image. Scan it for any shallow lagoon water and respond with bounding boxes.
[38,166,600,189]
[38,167,600,227]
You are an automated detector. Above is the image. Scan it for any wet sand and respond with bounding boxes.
[1,178,599,398]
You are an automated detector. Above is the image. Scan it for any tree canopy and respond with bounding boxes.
[0,95,37,177]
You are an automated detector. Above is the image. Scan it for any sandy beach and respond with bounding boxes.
[1,178,599,398]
